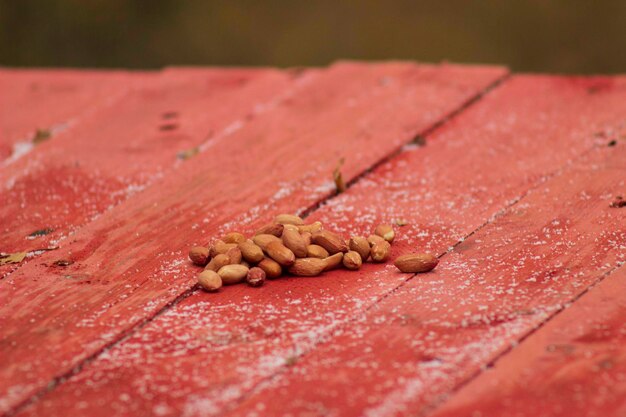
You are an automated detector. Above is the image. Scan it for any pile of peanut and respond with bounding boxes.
[188,214,438,292]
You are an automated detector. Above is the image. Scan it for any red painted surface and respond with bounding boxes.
[0,67,291,277]
[9,74,626,417]
[0,69,141,162]
[430,266,626,417]
[0,62,506,414]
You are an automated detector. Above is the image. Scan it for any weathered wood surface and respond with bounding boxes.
[0,69,141,162]
[0,62,506,415]
[0,67,292,277]
[10,74,625,417]
[430,265,626,417]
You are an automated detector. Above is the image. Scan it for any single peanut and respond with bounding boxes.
[226,246,242,264]
[198,270,222,292]
[282,227,308,258]
[218,264,249,285]
[258,257,282,279]
[275,214,304,225]
[205,253,230,272]
[374,224,395,243]
[394,253,438,273]
[255,222,284,237]
[349,236,370,262]
[307,244,329,259]
[343,251,362,270]
[312,230,348,254]
[223,232,246,244]
[371,240,391,262]
[209,240,237,258]
[323,252,344,271]
[253,234,281,250]
[189,246,210,266]
[265,241,296,266]
[238,240,264,263]
[288,258,327,276]
[246,267,266,287]
[367,234,386,247]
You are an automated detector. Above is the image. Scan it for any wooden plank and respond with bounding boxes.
[429,265,626,417]
[0,69,140,163]
[14,74,626,417]
[0,62,506,415]
[0,67,292,276]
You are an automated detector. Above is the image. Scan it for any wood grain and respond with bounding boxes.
[0,69,141,162]
[0,67,291,275]
[14,74,626,417]
[429,265,626,417]
[0,62,506,415]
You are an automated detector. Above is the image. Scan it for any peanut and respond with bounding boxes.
[289,258,327,276]
[218,264,249,285]
[349,236,370,262]
[394,253,438,273]
[223,232,246,244]
[246,267,266,287]
[374,224,395,243]
[275,214,304,225]
[371,240,391,262]
[258,257,282,279]
[205,253,230,272]
[198,270,222,292]
[343,251,362,270]
[189,246,210,266]
[265,241,296,266]
[323,252,344,271]
[252,234,281,250]
[226,246,242,264]
[255,222,284,237]
[312,230,348,254]
[238,240,264,263]
[307,244,329,259]
[282,227,308,258]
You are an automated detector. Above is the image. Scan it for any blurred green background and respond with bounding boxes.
[1,0,625,73]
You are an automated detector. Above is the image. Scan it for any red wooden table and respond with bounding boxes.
[0,62,624,417]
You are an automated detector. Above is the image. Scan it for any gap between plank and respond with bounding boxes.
[420,263,626,417]
[3,71,510,417]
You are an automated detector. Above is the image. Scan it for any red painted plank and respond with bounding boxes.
[0,69,141,162]
[14,74,626,417]
[430,265,626,417]
[0,67,292,276]
[0,62,506,414]
[221,145,625,417]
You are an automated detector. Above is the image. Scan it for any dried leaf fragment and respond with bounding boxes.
[0,252,27,265]
[333,157,346,194]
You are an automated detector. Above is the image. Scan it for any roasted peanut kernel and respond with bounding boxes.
[297,221,323,234]
[374,223,395,243]
[275,214,304,225]
[343,251,362,270]
[255,222,284,237]
[205,253,230,272]
[349,236,370,262]
[198,270,222,292]
[258,257,282,279]
[367,234,386,247]
[323,252,344,271]
[226,246,242,264]
[223,232,246,244]
[189,246,210,266]
[218,264,249,285]
[238,240,264,263]
[209,240,237,258]
[394,253,438,273]
[246,267,266,287]
[282,228,308,258]
[371,241,391,262]
[252,234,281,250]
[307,244,329,259]
[265,241,296,266]
[300,232,312,246]
[289,258,327,276]
[311,231,348,254]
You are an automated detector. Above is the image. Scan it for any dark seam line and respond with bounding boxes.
[421,261,626,417]
[3,70,511,417]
